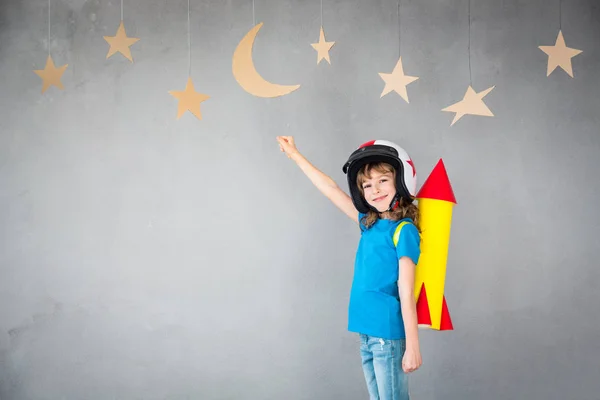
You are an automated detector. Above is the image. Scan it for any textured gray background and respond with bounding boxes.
[1,0,599,399]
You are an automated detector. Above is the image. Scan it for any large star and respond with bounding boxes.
[104,20,140,62]
[538,30,582,77]
[442,85,495,126]
[378,56,419,103]
[311,26,335,65]
[34,54,68,93]
[168,76,209,120]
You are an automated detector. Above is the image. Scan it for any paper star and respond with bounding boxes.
[442,85,495,126]
[378,56,419,103]
[168,76,209,120]
[104,20,140,62]
[311,26,335,65]
[538,30,582,77]
[34,54,68,93]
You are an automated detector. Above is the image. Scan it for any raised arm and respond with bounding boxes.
[277,136,358,224]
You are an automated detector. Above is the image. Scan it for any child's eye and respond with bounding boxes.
[363,184,371,189]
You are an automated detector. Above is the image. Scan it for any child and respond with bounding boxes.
[277,136,422,400]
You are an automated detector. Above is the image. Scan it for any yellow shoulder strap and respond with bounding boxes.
[392,221,410,247]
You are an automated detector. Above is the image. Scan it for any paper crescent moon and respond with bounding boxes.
[232,23,300,98]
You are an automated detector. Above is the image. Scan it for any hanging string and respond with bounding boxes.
[121,0,123,21]
[188,0,191,76]
[468,0,472,85]
[397,0,401,57]
[320,0,323,28]
[48,0,51,55]
[252,0,255,26]
[559,0,562,29]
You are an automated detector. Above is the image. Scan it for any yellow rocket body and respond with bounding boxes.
[415,198,453,330]
[413,159,456,331]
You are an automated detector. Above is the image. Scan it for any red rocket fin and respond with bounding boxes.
[416,159,457,204]
[439,296,453,330]
[416,283,432,326]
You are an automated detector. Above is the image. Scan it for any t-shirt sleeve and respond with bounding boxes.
[395,223,421,265]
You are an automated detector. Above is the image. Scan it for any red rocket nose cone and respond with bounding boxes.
[416,159,457,203]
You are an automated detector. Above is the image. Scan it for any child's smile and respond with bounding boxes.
[372,194,388,202]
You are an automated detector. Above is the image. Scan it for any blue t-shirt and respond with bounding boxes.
[347,212,421,339]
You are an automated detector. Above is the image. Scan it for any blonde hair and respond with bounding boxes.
[356,162,420,231]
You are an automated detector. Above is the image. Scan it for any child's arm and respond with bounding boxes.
[398,256,423,373]
[277,136,358,224]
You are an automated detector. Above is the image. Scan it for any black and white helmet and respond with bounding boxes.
[342,139,417,214]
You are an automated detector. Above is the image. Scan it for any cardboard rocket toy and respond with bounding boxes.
[414,159,456,331]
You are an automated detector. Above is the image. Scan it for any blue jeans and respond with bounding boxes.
[359,334,409,400]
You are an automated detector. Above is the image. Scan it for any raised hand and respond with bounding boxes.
[276,136,299,159]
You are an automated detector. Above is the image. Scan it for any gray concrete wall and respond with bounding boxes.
[1,0,599,399]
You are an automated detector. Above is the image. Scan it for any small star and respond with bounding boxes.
[34,54,68,93]
[378,57,419,103]
[104,20,140,62]
[311,26,335,65]
[168,76,209,120]
[442,85,495,126]
[539,30,582,77]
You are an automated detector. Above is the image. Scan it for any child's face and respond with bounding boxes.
[360,170,397,212]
